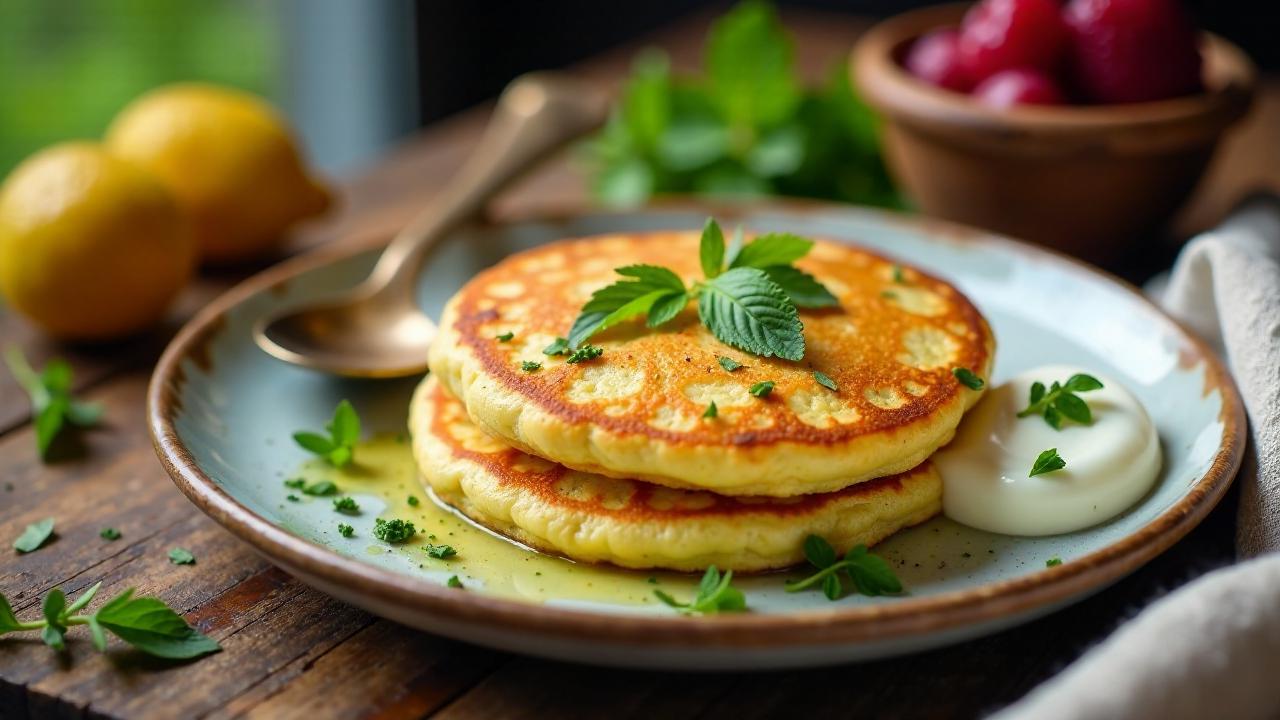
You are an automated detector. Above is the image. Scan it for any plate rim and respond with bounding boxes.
[147,199,1245,650]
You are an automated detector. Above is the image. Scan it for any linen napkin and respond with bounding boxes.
[994,194,1280,720]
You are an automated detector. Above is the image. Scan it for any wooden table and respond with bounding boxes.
[2,10,1276,719]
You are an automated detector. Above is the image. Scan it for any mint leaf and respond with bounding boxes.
[655,565,746,615]
[542,337,571,356]
[5,347,101,459]
[568,265,687,347]
[13,517,54,553]
[328,400,360,448]
[952,367,985,391]
[1018,374,1103,429]
[749,380,775,398]
[845,546,902,596]
[647,291,689,327]
[41,588,67,650]
[1030,448,1066,477]
[700,217,725,278]
[697,268,804,360]
[706,1,800,128]
[0,593,21,635]
[762,265,838,308]
[294,400,360,467]
[1065,374,1104,393]
[94,589,221,659]
[728,233,814,270]
[292,432,334,455]
[168,548,195,565]
[802,534,836,568]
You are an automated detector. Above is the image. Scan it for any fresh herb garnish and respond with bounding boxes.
[293,400,360,467]
[4,347,102,459]
[167,548,195,565]
[892,265,905,283]
[337,523,354,538]
[784,535,902,600]
[813,370,838,391]
[373,518,416,543]
[407,495,420,507]
[283,478,306,490]
[1030,448,1067,477]
[302,480,338,496]
[99,528,121,541]
[495,331,514,342]
[446,575,464,589]
[586,2,898,210]
[542,337,571,356]
[952,367,985,391]
[749,380,775,398]
[703,401,718,419]
[286,494,300,502]
[653,565,746,615]
[0,583,220,659]
[521,360,543,372]
[332,497,360,514]
[13,518,54,553]
[1045,557,1063,567]
[565,344,604,364]
[1017,374,1104,429]
[424,544,457,559]
[717,356,744,372]
[566,217,837,361]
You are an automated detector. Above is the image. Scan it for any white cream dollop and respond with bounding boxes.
[936,365,1161,536]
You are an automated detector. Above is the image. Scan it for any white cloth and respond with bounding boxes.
[995,195,1280,720]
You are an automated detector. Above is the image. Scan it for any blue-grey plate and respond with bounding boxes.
[149,202,1244,670]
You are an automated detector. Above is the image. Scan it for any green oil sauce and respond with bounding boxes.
[291,434,698,608]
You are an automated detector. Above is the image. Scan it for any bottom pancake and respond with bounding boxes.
[410,377,941,572]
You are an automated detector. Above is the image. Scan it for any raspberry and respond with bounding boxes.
[1064,0,1203,103]
[905,30,974,92]
[973,68,1067,107]
[957,0,1070,83]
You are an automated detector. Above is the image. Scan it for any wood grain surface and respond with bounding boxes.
[1,9,1275,719]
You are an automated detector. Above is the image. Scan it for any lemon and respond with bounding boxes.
[105,84,332,265]
[0,143,196,340]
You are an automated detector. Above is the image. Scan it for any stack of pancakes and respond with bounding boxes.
[412,231,994,572]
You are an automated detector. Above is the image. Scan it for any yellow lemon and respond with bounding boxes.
[105,83,332,265]
[0,143,195,340]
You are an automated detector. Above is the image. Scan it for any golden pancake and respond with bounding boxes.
[410,377,941,572]
[429,230,994,496]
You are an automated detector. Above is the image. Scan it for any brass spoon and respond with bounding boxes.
[254,73,607,377]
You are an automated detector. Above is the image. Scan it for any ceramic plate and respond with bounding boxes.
[149,202,1244,670]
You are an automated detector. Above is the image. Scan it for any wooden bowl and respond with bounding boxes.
[851,4,1256,263]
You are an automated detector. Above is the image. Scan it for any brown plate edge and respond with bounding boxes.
[146,198,1246,651]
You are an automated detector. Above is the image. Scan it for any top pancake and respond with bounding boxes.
[429,230,994,496]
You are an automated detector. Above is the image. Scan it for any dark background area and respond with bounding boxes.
[414,0,1274,125]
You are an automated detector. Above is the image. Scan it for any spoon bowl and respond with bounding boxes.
[254,73,607,377]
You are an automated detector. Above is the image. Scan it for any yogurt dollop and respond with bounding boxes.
[936,365,1161,536]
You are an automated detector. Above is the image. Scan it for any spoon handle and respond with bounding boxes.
[365,72,609,296]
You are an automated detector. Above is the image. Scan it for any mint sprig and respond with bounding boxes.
[566,217,836,361]
[4,347,102,459]
[653,565,746,615]
[1029,448,1067,477]
[293,400,360,467]
[1,584,220,660]
[784,535,902,600]
[1017,374,1103,429]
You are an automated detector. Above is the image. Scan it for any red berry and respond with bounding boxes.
[957,0,1070,82]
[1064,0,1203,103]
[973,68,1067,107]
[905,30,974,92]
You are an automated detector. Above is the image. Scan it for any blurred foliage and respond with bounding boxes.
[587,1,901,208]
[0,0,277,176]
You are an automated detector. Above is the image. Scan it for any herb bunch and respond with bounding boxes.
[587,2,898,209]
[5,347,102,459]
[784,535,902,600]
[653,565,746,614]
[293,400,360,467]
[1,583,220,660]
[568,218,835,360]
[1017,374,1103,429]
